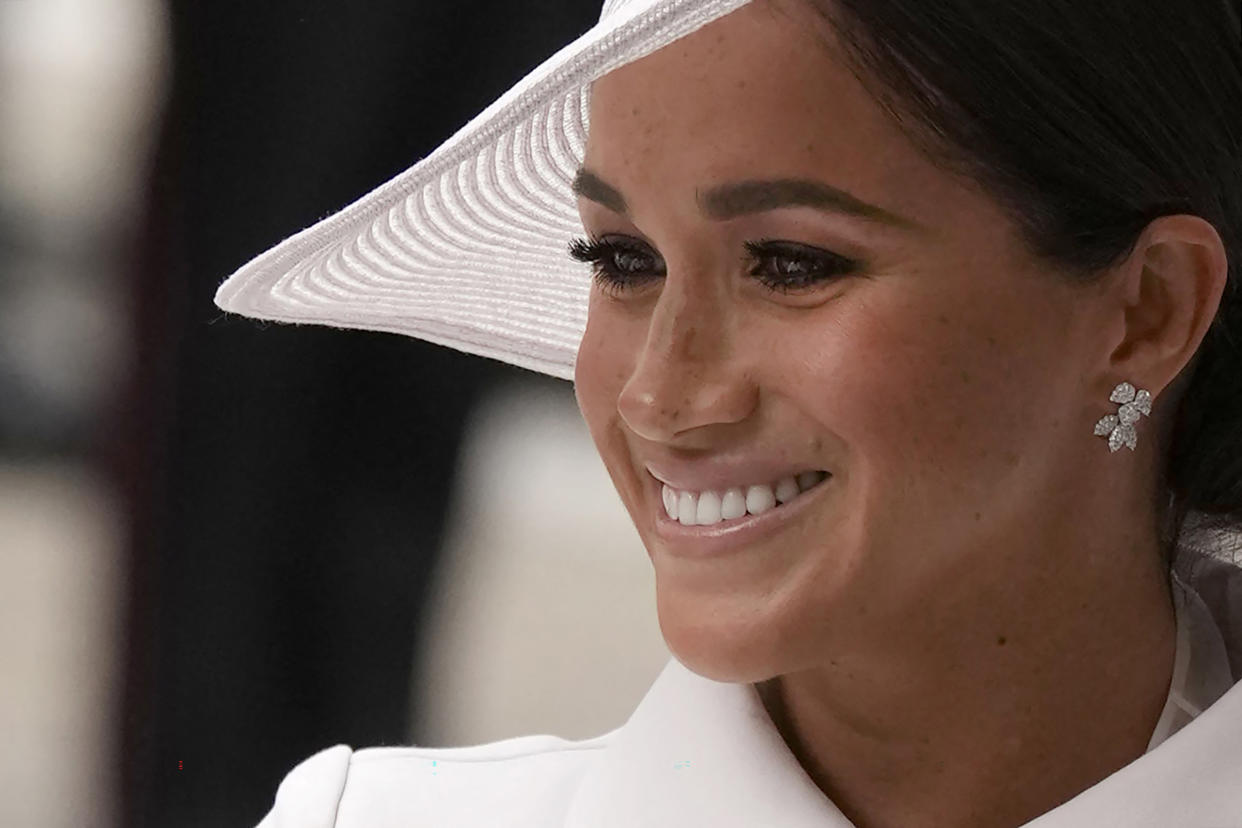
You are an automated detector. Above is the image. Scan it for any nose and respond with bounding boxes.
[616,275,758,442]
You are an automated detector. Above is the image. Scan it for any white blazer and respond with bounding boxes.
[256,552,1242,827]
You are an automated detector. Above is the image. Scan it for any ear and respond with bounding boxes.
[1104,213,1229,426]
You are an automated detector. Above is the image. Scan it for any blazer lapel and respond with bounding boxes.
[563,656,853,827]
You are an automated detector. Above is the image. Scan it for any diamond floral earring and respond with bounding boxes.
[1094,381,1153,452]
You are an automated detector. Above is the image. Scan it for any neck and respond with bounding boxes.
[757,526,1176,828]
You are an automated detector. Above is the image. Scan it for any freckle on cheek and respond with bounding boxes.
[674,321,698,355]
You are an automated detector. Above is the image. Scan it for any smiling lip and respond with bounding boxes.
[648,470,835,557]
[646,459,829,496]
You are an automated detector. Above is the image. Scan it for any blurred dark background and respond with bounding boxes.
[0,1,603,827]
[121,3,602,827]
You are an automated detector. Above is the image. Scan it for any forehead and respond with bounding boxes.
[582,0,944,230]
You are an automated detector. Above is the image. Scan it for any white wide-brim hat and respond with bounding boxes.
[213,0,754,381]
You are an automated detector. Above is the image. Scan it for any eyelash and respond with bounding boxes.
[566,235,860,297]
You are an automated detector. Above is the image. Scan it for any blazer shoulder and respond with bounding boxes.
[255,744,354,828]
[253,730,618,828]
[342,732,615,827]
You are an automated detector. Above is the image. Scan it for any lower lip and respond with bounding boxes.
[651,473,835,557]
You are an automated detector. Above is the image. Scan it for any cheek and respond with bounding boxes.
[573,297,647,501]
[778,290,1028,502]
[574,296,631,435]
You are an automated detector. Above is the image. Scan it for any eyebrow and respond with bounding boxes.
[571,166,925,232]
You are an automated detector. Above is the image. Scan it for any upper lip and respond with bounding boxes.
[645,455,830,493]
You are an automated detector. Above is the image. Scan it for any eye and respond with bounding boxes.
[566,235,860,297]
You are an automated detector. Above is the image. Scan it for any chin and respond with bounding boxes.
[655,591,790,685]
[668,644,784,686]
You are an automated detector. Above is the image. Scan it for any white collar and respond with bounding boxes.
[565,559,1242,827]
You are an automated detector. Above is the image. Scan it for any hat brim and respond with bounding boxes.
[213,0,755,381]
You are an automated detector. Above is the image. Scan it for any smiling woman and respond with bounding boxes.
[214,0,1242,826]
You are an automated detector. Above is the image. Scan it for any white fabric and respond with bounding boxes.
[214,0,755,381]
[255,547,1242,828]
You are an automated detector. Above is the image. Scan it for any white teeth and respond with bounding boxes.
[720,488,747,520]
[677,491,697,526]
[774,475,800,504]
[695,490,722,525]
[660,471,831,527]
[745,484,776,515]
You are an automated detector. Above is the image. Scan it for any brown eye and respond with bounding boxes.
[742,239,859,294]
[567,236,664,295]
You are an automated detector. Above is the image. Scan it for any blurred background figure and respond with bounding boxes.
[1,1,665,827]
[1,0,166,825]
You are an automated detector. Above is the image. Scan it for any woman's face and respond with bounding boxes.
[573,0,1112,682]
